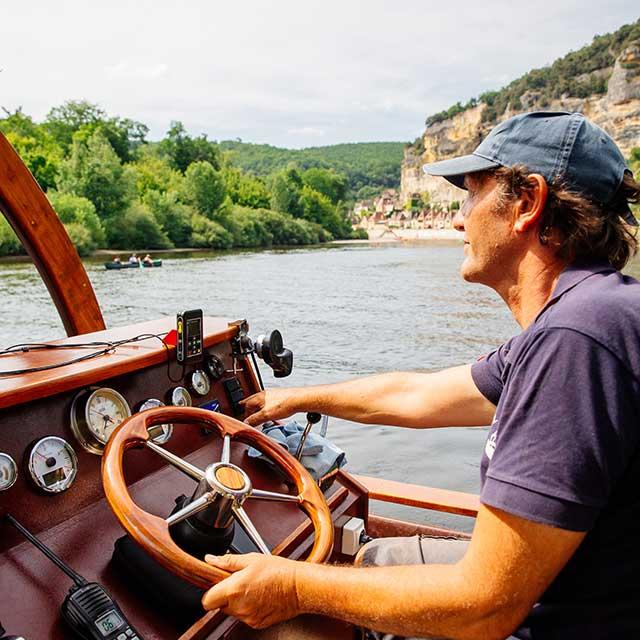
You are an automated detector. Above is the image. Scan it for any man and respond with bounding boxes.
[202,112,640,639]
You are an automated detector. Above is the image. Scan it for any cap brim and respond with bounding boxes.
[423,153,501,189]
[619,204,639,226]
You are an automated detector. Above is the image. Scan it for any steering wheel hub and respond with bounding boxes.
[207,463,251,497]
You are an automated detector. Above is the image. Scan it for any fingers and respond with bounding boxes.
[201,581,229,611]
[205,553,257,572]
[244,409,267,427]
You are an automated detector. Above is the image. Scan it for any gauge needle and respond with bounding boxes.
[91,409,114,424]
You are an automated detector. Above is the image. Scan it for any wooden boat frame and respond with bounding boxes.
[0,131,478,639]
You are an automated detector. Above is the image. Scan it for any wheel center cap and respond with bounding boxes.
[214,465,245,490]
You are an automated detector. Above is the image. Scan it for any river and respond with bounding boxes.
[2,242,639,530]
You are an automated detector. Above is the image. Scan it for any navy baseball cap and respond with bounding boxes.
[423,111,638,226]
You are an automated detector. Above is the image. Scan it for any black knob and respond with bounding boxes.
[306,412,322,425]
[206,354,226,381]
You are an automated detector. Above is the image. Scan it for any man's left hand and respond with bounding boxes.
[202,553,301,628]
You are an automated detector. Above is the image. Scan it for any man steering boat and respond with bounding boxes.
[201,112,640,640]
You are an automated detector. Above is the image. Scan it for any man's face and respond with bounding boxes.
[453,172,517,287]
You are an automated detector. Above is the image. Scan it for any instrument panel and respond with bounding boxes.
[0,342,251,552]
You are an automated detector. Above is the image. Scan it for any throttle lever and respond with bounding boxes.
[295,412,322,460]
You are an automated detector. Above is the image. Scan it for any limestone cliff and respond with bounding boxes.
[401,42,640,206]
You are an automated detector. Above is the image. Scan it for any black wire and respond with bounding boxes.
[0,332,184,382]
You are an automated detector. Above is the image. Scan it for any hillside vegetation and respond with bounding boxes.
[423,19,640,128]
[0,103,374,257]
[219,141,405,200]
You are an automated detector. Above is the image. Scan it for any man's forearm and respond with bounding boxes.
[284,366,494,428]
[294,563,513,640]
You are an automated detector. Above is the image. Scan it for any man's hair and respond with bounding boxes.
[493,164,639,270]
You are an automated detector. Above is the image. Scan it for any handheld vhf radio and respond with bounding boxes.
[5,515,143,640]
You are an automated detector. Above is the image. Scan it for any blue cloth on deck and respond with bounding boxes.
[248,420,346,481]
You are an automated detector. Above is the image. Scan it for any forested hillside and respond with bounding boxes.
[219,141,404,200]
[0,102,369,257]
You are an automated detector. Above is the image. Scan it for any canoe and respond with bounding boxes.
[104,259,163,270]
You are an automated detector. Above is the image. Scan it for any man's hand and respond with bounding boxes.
[241,388,297,427]
[201,553,301,628]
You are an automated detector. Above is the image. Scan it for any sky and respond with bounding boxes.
[1,2,638,148]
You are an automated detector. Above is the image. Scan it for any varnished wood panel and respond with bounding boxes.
[353,474,480,517]
[0,132,105,335]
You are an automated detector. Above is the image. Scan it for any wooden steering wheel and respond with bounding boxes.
[102,407,334,589]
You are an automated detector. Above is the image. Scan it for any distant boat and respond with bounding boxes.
[104,259,163,270]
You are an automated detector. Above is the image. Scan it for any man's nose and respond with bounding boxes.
[452,208,465,232]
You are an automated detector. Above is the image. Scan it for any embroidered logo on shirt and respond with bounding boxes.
[485,420,498,460]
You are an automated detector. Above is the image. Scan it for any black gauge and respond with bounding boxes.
[205,354,226,381]
[0,453,18,491]
[169,386,192,407]
[71,387,132,455]
[27,436,78,493]
[190,370,211,397]
[138,399,173,444]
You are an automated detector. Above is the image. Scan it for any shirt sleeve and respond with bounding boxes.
[470,337,515,405]
[480,327,639,531]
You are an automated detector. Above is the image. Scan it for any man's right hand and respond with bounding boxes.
[241,388,298,427]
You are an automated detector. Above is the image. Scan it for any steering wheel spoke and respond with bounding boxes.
[232,504,272,555]
[247,488,302,504]
[144,440,206,481]
[166,492,215,526]
[221,434,231,464]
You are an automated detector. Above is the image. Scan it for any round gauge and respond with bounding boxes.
[190,370,211,397]
[138,398,173,444]
[71,387,132,455]
[169,386,192,408]
[0,453,18,491]
[27,436,78,493]
[205,354,226,381]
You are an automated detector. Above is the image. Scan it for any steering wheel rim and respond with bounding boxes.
[102,406,334,588]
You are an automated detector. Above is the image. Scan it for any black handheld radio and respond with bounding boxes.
[5,515,143,640]
[176,309,204,364]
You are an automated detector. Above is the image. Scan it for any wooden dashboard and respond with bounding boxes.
[0,317,368,639]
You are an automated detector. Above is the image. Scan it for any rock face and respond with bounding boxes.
[401,43,640,206]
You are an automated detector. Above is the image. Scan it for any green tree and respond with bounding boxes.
[190,213,234,249]
[269,167,304,216]
[106,202,172,249]
[222,166,271,208]
[130,148,184,198]
[144,190,194,247]
[301,167,347,204]
[181,161,227,218]
[48,191,105,252]
[0,108,62,191]
[299,185,347,237]
[0,217,23,257]
[159,121,220,173]
[58,130,134,218]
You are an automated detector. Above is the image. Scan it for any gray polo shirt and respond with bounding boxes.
[471,260,640,639]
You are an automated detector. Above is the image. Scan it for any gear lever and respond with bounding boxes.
[295,412,322,460]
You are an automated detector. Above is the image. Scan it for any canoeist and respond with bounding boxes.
[202,112,640,639]
[112,256,121,264]
[142,253,153,266]
[128,253,139,264]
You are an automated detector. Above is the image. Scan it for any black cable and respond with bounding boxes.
[0,332,184,381]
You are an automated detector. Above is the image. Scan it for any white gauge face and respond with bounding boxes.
[190,370,211,397]
[139,398,173,444]
[0,453,18,491]
[28,437,78,493]
[170,386,192,407]
[85,388,131,445]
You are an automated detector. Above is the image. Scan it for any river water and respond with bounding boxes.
[2,242,639,530]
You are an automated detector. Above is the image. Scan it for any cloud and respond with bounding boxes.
[286,126,326,138]
[105,62,169,80]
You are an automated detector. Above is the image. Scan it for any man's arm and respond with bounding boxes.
[202,505,585,639]
[242,364,496,428]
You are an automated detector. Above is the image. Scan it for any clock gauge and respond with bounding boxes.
[169,386,192,407]
[71,387,132,455]
[190,370,211,397]
[138,398,173,444]
[0,453,18,491]
[27,437,78,493]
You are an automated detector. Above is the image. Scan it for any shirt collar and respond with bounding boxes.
[535,259,615,322]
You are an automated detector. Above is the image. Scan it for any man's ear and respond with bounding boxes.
[513,174,548,233]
